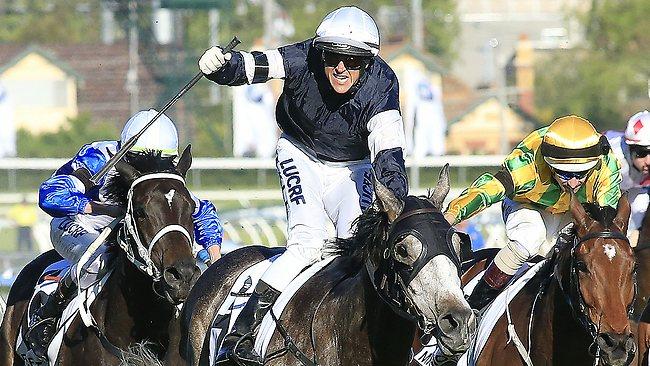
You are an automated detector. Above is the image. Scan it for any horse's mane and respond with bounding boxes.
[326,192,436,261]
[103,150,179,206]
[325,204,389,260]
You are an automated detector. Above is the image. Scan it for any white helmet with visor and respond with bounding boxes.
[120,109,179,157]
[314,6,380,57]
[624,110,650,147]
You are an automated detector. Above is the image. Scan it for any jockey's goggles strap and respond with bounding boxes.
[122,172,190,280]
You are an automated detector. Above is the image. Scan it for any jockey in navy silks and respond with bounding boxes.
[199,6,409,365]
[25,110,224,361]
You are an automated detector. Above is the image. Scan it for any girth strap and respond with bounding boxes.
[268,309,318,366]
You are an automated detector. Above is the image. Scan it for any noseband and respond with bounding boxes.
[117,173,193,281]
[367,197,463,326]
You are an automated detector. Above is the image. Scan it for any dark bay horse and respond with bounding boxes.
[467,194,636,366]
[631,200,650,319]
[175,167,476,365]
[632,201,650,365]
[0,147,200,365]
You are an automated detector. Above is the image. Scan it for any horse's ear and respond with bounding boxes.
[430,164,450,210]
[177,144,192,177]
[116,160,140,183]
[613,193,631,233]
[373,172,403,222]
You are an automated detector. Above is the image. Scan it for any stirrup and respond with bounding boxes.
[24,317,58,363]
[230,332,263,366]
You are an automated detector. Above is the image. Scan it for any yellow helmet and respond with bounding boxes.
[541,115,607,172]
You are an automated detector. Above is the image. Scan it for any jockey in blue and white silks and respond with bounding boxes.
[199,6,409,365]
[606,110,650,233]
[26,109,223,361]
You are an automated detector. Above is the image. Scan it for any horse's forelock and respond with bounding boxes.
[582,203,618,230]
[104,150,180,206]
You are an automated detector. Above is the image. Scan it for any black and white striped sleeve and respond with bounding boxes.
[206,49,285,86]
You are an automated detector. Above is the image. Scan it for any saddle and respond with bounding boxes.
[209,254,342,365]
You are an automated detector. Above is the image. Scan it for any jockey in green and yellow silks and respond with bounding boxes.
[444,115,622,310]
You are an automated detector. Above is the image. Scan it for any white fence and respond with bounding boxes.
[0,155,506,203]
[0,156,508,284]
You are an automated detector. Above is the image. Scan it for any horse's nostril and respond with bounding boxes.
[164,267,182,284]
[164,264,200,286]
[438,313,460,334]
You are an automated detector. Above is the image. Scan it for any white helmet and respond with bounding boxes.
[120,109,179,157]
[624,110,650,146]
[314,6,380,57]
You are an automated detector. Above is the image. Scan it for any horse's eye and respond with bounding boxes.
[395,243,408,258]
[575,261,589,273]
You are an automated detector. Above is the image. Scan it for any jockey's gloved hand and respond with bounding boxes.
[556,223,575,247]
[199,46,232,74]
[85,202,125,217]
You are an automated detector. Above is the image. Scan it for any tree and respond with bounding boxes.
[534,0,649,130]
[17,114,118,158]
[0,1,102,43]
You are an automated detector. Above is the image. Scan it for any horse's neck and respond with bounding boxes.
[530,274,596,360]
[101,255,175,351]
[357,269,416,352]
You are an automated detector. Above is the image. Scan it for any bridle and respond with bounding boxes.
[366,197,464,329]
[558,229,635,362]
[117,173,193,281]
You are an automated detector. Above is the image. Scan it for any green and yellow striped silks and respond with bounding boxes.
[445,127,622,224]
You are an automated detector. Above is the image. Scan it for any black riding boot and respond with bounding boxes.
[467,263,512,311]
[216,281,281,366]
[25,270,77,361]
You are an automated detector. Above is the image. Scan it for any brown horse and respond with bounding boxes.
[175,167,477,365]
[467,195,636,366]
[0,148,200,365]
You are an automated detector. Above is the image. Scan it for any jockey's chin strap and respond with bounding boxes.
[118,173,193,282]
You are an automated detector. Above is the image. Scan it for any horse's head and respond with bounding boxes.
[556,194,636,365]
[369,165,476,356]
[114,145,200,305]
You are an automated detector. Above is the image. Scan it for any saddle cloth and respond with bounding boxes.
[16,246,116,366]
[209,254,338,365]
[413,260,548,366]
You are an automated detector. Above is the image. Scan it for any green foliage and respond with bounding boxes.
[17,114,119,158]
[0,1,101,43]
[534,0,649,130]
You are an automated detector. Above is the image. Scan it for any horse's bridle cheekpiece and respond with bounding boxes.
[369,196,463,325]
[118,173,193,281]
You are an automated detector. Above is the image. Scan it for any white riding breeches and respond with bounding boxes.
[628,187,649,232]
[50,214,115,263]
[494,199,572,275]
[260,136,374,291]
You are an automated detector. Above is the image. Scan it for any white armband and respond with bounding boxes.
[367,110,406,161]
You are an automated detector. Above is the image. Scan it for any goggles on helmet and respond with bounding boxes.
[321,51,370,70]
[631,145,650,159]
[552,168,592,181]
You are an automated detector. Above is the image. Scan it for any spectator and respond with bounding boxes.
[7,196,37,251]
